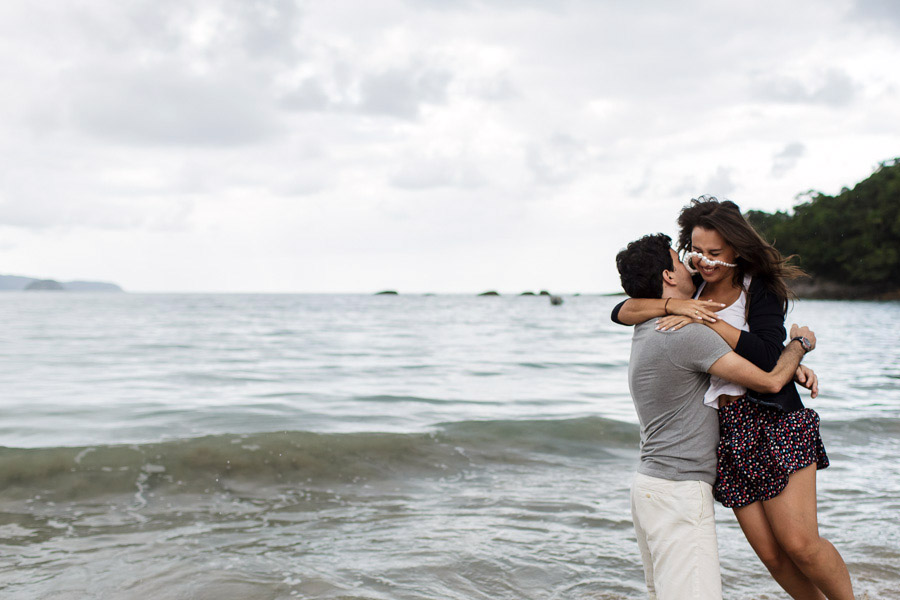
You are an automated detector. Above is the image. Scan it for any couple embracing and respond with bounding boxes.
[613,198,854,599]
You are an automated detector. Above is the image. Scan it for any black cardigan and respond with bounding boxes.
[611,275,805,412]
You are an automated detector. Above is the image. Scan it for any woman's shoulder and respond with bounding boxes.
[746,275,787,316]
[747,275,777,300]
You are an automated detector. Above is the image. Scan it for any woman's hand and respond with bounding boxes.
[655,315,694,331]
[794,365,819,399]
[665,298,725,323]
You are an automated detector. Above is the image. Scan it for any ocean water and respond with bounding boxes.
[0,293,898,600]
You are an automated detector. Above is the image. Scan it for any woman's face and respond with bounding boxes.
[690,226,738,285]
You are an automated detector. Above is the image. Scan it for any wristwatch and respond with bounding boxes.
[790,336,812,352]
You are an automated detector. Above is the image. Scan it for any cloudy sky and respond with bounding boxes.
[1,0,898,293]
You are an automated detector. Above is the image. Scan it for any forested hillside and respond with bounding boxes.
[746,158,900,297]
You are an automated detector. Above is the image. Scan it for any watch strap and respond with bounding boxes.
[790,336,811,352]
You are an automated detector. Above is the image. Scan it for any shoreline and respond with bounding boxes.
[788,277,900,301]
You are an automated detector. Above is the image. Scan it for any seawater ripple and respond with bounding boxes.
[0,294,898,599]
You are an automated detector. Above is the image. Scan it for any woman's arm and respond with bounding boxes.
[611,297,724,326]
[735,282,786,370]
[655,314,742,348]
[654,280,786,370]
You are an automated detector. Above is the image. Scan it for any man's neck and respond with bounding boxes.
[662,289,690,301]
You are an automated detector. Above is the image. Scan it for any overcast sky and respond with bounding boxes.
[1,0,898,293]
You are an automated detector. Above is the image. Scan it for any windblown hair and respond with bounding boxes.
[676,196,805,313]
[616,233,674,299]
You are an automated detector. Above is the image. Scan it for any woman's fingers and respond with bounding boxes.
[655,316,692,331]
[694,300,723,322]
[670,299,724,322]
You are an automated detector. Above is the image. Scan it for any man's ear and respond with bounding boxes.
[661,269,677,288]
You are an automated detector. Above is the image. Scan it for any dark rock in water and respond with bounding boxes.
[573,293,580,297]
[25,279,64,291]
[519,291,536,296]
[539,290,550,296]
[478,291,500,296]
[375,290,399,295]
[549,295,563,306]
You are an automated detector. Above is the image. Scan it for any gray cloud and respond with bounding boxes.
[755,68,859,107]
[701,166,737,198]
[358,66,452,119]
[627,169,653,198]
[850,0,900,29]
[67,0,303,63]
[279,63,453,120]
[771,142,806,178]
[390,156,487,190]
[280,79,332,112]
[526,134,589,185]
[71,64,278,146]
[2,0,899,292]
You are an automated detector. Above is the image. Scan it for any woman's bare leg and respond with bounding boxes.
[762,464,854,600]
[733,501,825,599]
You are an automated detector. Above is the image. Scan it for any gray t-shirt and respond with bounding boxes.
[628,320,732,485]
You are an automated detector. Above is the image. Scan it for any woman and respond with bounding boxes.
[611,197,854,600]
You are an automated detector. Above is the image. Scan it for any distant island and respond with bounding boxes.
[745,157,900,300]
[0,274,123,292]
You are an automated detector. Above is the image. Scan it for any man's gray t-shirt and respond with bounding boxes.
[628,321,732,485]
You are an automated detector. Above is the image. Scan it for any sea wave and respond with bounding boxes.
[0,417,640,502]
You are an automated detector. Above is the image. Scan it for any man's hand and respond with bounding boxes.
[789,324,816,352]
[794,365,819,399]
[709,324,816,395]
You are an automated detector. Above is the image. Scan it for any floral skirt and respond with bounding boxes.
[714,397,829,508]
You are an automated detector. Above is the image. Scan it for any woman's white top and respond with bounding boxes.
[697,274,752,408]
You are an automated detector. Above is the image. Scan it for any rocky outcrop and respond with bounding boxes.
[25,279,65,291]
[1,274,123,292]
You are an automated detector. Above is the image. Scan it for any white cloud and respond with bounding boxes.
[1,0,899,292]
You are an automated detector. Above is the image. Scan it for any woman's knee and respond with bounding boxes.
[757,545,792,573]
[780,534,823,567]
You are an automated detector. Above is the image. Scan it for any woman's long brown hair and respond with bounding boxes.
[676,196,805,314]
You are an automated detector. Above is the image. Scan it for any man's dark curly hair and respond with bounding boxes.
[615,233,674,299]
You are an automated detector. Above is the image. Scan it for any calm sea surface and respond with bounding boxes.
[1,293,898,599]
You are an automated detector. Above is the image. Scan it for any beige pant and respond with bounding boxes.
[631,472,722,600]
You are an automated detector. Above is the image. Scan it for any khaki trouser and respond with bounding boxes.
[631,472,722,600]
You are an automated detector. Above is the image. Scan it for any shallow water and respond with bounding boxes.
[1,293,898,599]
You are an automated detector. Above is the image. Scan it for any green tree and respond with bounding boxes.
[746,158,900,290]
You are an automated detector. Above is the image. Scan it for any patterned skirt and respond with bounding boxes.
[714,396,829,508]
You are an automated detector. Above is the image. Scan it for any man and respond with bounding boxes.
[614,233,815,600]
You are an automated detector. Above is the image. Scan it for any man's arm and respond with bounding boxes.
[707,325,815,394]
